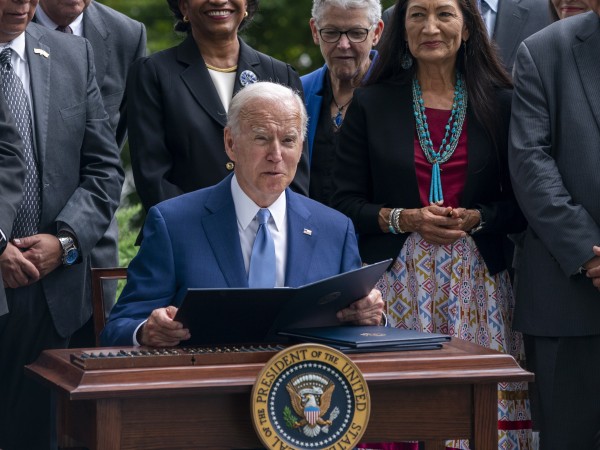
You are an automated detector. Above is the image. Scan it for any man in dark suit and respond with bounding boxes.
[34,0,146,346]
[0,94,25,310]
[0,0,123,447]
[101,82,384,348]
[509,8,600,449]
[381,0,551,72]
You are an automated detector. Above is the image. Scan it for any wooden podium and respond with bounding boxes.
[25,338,532,450]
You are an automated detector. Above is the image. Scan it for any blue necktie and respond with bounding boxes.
[248,208,276,288]
[0,48,41,238]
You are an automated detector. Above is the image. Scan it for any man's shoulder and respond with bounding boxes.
[86,1,145,31]
[287,190,351,224]
[523,11,596,51]
[26,21,89,52]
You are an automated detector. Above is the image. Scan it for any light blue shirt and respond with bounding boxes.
[479,0,498,37]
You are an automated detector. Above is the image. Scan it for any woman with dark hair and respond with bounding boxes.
[127,0,309,215]
[333,0,530,448]
[548,0,590,20]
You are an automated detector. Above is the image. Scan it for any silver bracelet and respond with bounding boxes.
[388,208,398,234]
[394,208,406,234]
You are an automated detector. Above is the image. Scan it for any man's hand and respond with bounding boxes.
[13,234,62,279]
[336,288,385,326]
[138,305,190,347]
[585,245,600,290]
[0,242,40,288]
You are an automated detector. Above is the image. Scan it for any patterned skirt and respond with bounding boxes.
[358,232,533,450]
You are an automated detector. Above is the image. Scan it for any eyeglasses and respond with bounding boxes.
[318,26,373,43]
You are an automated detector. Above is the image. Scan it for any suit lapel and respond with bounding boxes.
[494,0,527,62]
[82,3,109,88]
[573,14,600,132]
[284,191,318,287]
[178,35,227,127]
[25,25,51,172]
[233,39,264,93]
[202,178,248,287]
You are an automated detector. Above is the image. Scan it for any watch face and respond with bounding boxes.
[65,248,79,265]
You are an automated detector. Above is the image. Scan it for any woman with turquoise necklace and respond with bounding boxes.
[333,0,530,449]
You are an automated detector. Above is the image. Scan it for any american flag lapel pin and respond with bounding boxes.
[303,228,312,236]
[34,48,49,58]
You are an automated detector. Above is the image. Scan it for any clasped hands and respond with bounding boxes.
[382,204,481,245]
[138,288,385,347]
[0,234,62,288]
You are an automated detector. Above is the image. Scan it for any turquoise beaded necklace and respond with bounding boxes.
[412,72,468,204]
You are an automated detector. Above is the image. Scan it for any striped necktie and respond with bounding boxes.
[0,48,41,238]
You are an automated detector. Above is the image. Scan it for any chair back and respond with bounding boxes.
[91,267,127,346]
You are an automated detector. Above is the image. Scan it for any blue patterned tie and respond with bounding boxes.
[0,48,41,238]
[248,208,276,288]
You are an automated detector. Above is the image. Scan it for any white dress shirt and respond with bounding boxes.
[231,174,288,288]
[0,33,32,107]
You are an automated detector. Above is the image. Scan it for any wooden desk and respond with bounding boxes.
[26,339,532,450]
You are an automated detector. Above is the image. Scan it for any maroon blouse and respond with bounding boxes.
[414,107,468,208]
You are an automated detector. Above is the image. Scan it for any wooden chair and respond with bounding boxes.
[91,267,127,346]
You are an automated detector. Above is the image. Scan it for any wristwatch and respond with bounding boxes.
[58,233,79,266]
[469,209,485,235]
[0,229,7,256]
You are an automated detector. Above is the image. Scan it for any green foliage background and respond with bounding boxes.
[100,0,396,267]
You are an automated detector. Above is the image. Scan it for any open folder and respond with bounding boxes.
[173,259,392,346]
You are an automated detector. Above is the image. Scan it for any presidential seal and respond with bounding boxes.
[251,343,370,450]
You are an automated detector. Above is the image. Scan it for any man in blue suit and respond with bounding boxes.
[102,82,384,347]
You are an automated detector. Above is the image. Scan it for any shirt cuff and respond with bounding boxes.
[133,319,147,346]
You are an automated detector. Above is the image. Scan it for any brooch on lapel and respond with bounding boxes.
[33,48,50,58]
[239,70,257,86]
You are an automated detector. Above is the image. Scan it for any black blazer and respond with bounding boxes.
[127,35,309,213]
[332,79,525,275]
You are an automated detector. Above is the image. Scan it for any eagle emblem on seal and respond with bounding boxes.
[285,374,339,438]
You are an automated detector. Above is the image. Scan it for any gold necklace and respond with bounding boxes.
[205,63,238,73]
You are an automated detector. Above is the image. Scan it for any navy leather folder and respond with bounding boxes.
[278,325,450,348]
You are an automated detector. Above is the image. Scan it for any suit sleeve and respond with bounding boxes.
[0,92,25,238]
[55,39,124,256]
[509,42,600,276]
[340,217,362,272]
[101,206,177,346]
[115,21,147,148]
[127,57,185,211]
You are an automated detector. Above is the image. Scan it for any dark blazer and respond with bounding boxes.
[82,1,146,148]
[127,35,310,214]
[101,175,360,346]
[493,0,552,72]
[509,12,600,336]
[33,2,145,298]
[0,94,25,314]
[8,23,123,338]
[381,0,551,72]
[332,80,524,275]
